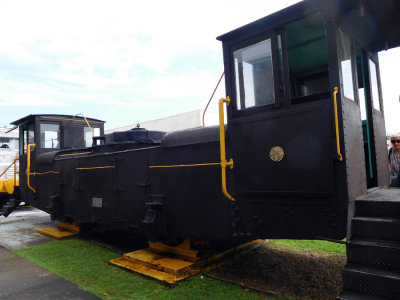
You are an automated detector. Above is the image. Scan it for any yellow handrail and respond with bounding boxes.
[0,157,18,178]
[202,72,225,127]
[58,152,92,157]
[27,143,36,193]
[0,157,19,192]
[76,166,115,170]
[333,87,343,162]
[31,171,61,175]
[149,162,221,168]
[73,113,94,137]
[13,158,18,188]
[41,116,103,124]
[219,97,235,201]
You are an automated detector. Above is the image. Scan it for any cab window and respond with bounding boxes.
[234,38,275,110]
[20,123,35,155]
[337,29,355,101]
[40,123,60,149]
[84,127,100,147]
[369,59,381,111]
[285,13,330,101]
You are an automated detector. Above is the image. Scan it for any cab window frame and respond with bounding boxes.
[284,12,331,105]
[367,55,383,113]
[228,11,333,119]
[337,27,359,104]
[230,31,281,116]
[39,122,61,150]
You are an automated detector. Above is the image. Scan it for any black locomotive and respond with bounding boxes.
[5,0,399,244]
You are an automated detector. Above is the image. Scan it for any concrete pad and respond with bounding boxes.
[0,246,99,300]
[0,207,55,250]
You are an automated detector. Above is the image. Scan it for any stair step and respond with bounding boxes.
[342,265,400,299]
[350,237,400,249]
[356,200,400,218]
[122,249,195,276]
[347,238,400,272]
[337,290,385,300]
[352,217,400,241]
[358,189,400,202]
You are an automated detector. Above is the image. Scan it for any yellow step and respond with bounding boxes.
[109,255,198,284]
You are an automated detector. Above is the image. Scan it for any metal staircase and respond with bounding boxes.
[338,188,400,299]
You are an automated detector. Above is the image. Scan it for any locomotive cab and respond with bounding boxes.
[218,0,398,239]
[11,114,105,204]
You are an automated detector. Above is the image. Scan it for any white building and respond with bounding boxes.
[0,127,19,180]
[0,126,18,150]
[105,110,203,134]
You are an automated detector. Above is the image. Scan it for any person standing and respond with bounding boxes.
[389,134,400,187]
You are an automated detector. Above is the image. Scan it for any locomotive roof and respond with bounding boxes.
[11,114,105,126]
[217,0,400,52]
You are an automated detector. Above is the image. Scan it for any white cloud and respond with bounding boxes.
[0,0,302,126]
[0,93,65,107]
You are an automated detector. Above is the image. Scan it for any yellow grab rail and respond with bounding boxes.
[333,87,343,162]
[27,143,36,193]
[73,113,94,137]
[149,162,220,168]
[76,166,115,170]
[202,72,225,127]
[58,152,92,157]
[14,158,19,188]
[219,97,235,201]
[148,96,235,201]
[0,157,19,192]
[27,144,61,193]
[0,157,18,178]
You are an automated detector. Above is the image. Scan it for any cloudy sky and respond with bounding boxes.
[0,0,399,133]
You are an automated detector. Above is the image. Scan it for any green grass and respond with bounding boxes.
[14,239,275,300]
[270,239,346,255]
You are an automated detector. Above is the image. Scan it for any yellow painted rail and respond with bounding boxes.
[202,72,225,127]
[27,143,36,193]
[333,87,343,162]
[148,97,235,201]
[58,152,92,157]
[149,162,220,169]
[27,144,61,193]
[76,166,115,170]
[0,157,19,193]
[218,97,234,201]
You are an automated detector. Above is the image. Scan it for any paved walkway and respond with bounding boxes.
[0,208,100,299]
[0,247,99,299]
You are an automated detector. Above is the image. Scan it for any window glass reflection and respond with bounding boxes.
[84,127,100,147]
[369,60,380,111]
[40,123,60,149]
[234,39,274,110]
[338,29,355,101]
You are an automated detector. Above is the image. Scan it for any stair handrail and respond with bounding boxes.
[0,157,18,179]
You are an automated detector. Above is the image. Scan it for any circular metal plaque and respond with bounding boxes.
[269,146,284,162]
